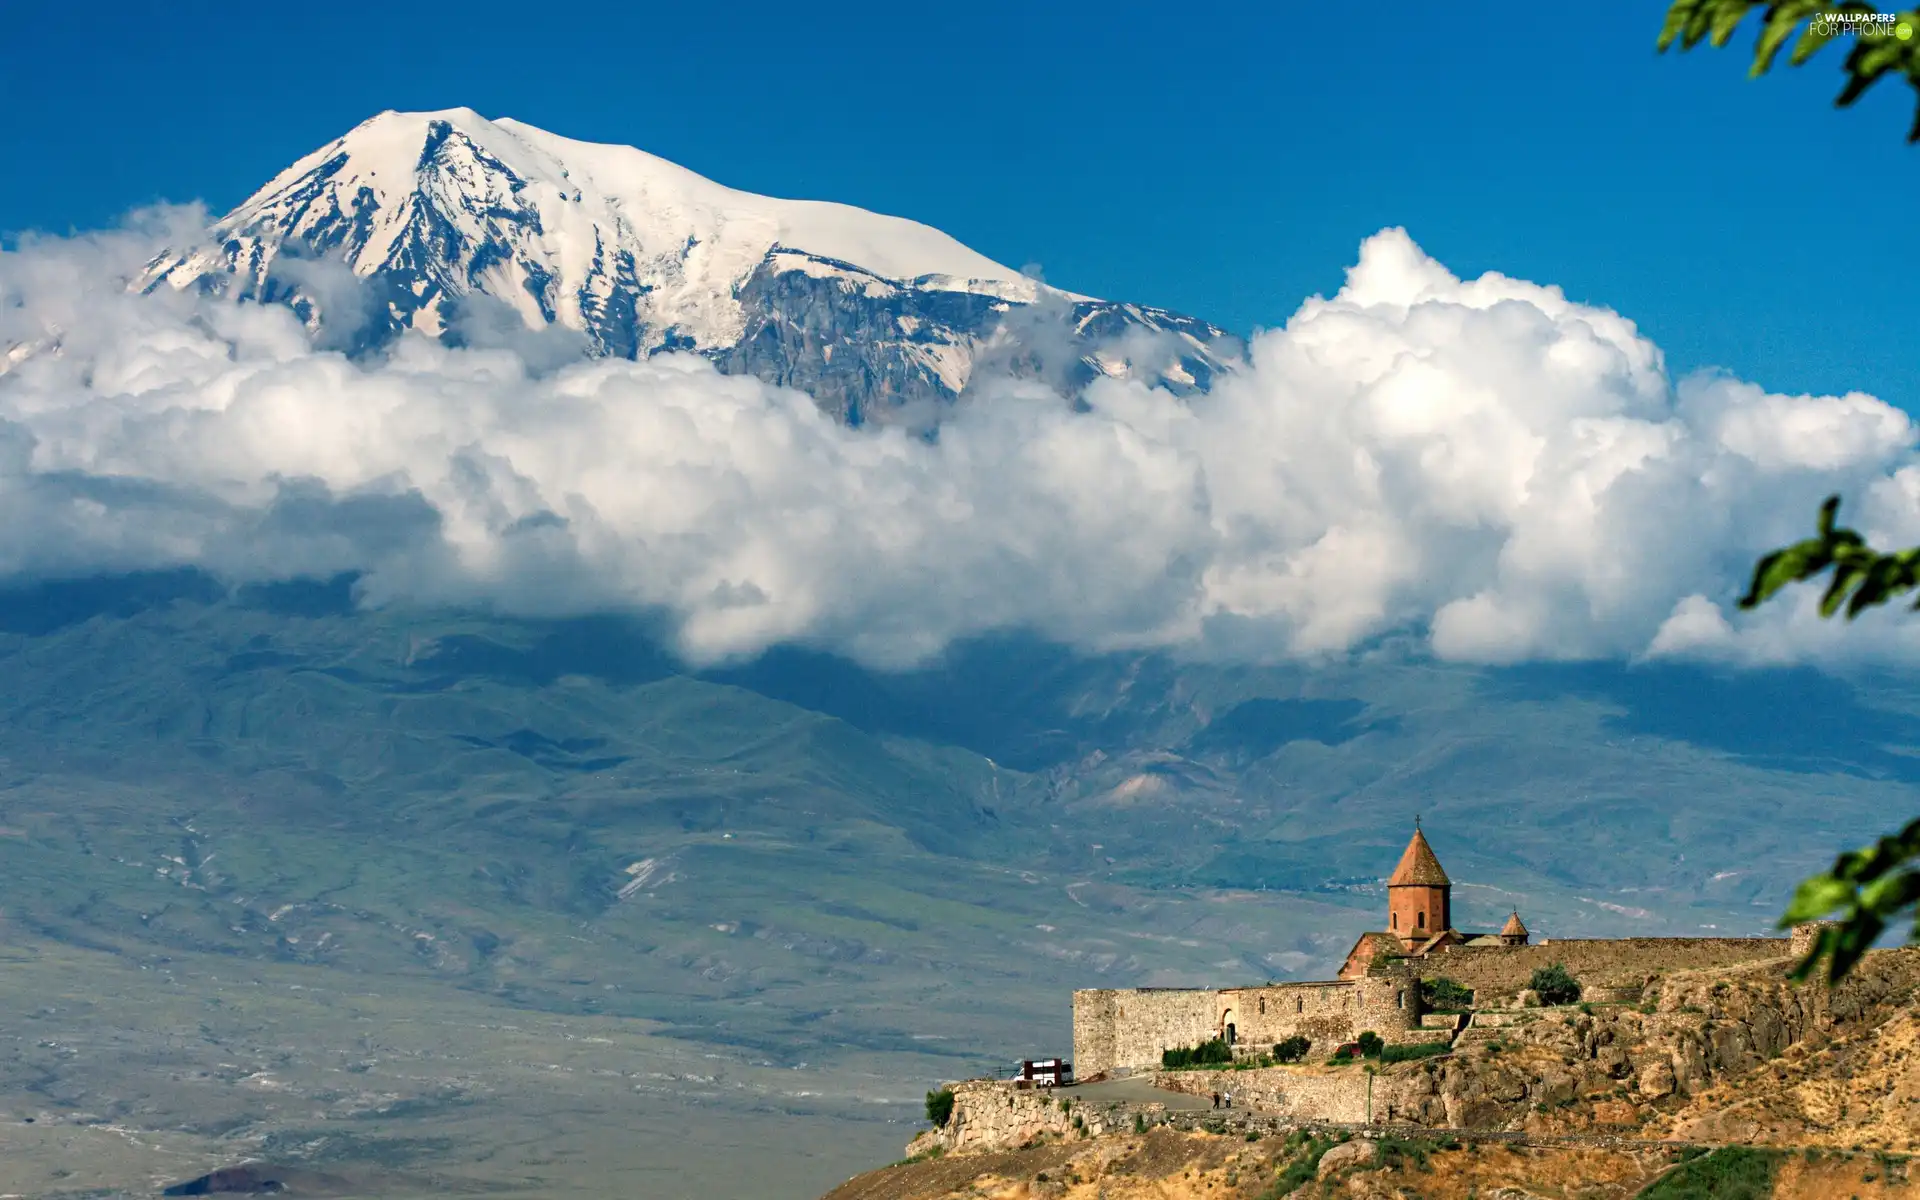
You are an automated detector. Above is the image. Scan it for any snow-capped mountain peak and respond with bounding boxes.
[148,109,1233,420]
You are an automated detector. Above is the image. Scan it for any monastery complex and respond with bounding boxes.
[1072,824,1796,1078]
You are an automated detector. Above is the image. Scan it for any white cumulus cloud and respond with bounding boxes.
[1,216,1915,668]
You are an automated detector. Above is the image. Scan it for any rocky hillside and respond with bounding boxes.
[824,1132,1912,1200]
[1368,946,1920,1147]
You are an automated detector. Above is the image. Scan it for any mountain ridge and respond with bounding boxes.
[143,109,1238,421]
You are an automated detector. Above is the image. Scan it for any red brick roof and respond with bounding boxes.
[1500,910,1528,936]
[1387,828,1450,887]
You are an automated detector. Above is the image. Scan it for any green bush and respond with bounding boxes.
[1420,977,1474,1011]
[1376,1134,1448,1171]
[1638,1147,1779,1199]
[925,1087,955,1127]
[1162,1037,1234,1069]
[1262,1135,1337,1198]
[1379,1040,1451,1064]
[1356,1030,1385,1058]
[1528,962,1583,1006]
[1272,1035,1311,1063]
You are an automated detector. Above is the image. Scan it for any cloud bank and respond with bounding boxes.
[1,214,1915,669]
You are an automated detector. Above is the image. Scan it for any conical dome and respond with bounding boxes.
[1387,828,1450,887]
[1501,911,1528,937]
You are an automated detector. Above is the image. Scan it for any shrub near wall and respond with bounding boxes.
[1529,963,1582,1006]
[925,1088,955,1127]
[1421,977,1473,1012]
[1162,1038,1233,1069]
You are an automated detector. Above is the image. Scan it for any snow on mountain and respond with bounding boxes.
[146,109,1236,420]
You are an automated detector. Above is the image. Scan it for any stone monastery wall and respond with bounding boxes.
[1154,1066,1371,1123]
[1416,937,1789,1002]
[1071,830,1799,1081]
[1075,938,1792,1076]
[1073,988,1217,1079]
[1074,975,1421,1077]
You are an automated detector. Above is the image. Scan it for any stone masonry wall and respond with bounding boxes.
[1074,988,1219,1078]
[1075,975,1422,1077]
[1417,938,1789,1003]
[1075,939,1798,1080]
[1156,1067,1371,1122]
[1219,982,1364,1053]
[1071,990,1119,1079]
[1356,972,1424,1040]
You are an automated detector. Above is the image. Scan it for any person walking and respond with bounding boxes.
[1211,1091,1219,1109]
[1224,1090,1232,1109]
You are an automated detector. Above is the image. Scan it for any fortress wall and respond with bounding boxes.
[1081,978,1409,1073]
[1355,973,1423,1040]
[1420,937,1789,1001]
[1071,990,1120,1078]
[1221,981,1362,1051]
[1074,987,1219,1077]
[1156,1067,1370,1122]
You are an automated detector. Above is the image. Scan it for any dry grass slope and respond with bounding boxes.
[825,1133,1917,1200]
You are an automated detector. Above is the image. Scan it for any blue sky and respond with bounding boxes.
[5,1,1916,410]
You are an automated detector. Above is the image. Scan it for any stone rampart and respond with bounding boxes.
[1221,981,1365,1050]
[1073,987,1219,1078]
[1074,973,1423,1077]
[1415,937,1789,1003]
[1073,935,1807,1081]
[1156,1067,1371,1122]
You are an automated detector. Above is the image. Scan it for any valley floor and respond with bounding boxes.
[0,933,912,1199]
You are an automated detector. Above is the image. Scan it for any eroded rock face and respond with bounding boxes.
[1366,948,1920,1134]
[1635,1058,1675,1100]
[911,1080,1128,1156]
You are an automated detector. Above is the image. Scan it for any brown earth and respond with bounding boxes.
[1662,1005,1920,1153]
[824,1133,1918,1200]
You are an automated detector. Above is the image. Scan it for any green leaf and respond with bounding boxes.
[1859,870,1920,916]
[1662,3,1920,140]
[1760,2,1827,72]
[1787,17,1840,68]
[1781,875,1854,922]
[1825,913,1885,981]
[1738,544,1826,609]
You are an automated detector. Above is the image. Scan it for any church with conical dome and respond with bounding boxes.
[1337,823,1530,980]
